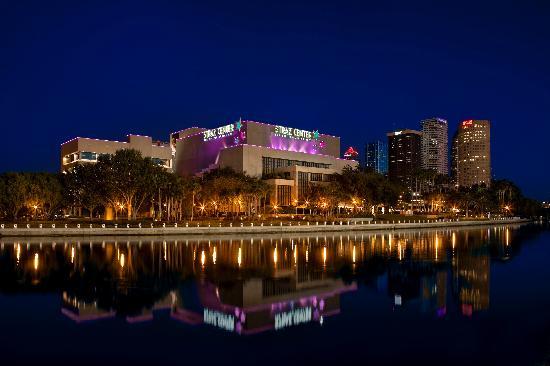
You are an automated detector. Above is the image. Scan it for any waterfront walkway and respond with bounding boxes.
[0,217,528,237]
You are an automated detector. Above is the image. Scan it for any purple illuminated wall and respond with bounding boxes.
[174,122,245,175]
[174,120,341,176]
[245,121,339,158]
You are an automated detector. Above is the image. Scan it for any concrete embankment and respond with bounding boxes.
[0,218,530,238]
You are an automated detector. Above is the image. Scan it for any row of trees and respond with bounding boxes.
[300,167,541,218]
[302,167,403,217]
[0,172,63,220]
[445,180,541,218]
[0,150,544,221]
[64,149,184,220]
[0,150,274,221]
[194,168,272,217]
[0,150,188,221]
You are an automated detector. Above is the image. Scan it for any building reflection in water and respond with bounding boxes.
[0,226,521,334]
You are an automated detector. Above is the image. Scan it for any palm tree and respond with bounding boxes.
[189,179,201,221]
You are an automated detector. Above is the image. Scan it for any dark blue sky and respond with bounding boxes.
[1,0,549,199]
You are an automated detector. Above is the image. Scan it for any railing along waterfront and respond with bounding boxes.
[0,217,527,237]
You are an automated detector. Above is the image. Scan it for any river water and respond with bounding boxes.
[0,224,549,365]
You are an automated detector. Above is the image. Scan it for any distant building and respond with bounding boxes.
[60,134,173,172]
[387,129,422,189]
[455,120,491,187]
[365,140,388,174]
[450,130,459,187]
[421,118,448,175]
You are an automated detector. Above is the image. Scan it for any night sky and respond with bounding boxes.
[1,0,549,199]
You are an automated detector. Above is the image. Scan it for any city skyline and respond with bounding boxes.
[1,2,549,365]
[1,0,549,200]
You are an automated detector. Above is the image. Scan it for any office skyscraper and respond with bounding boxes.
[456,120,491,187]
[450,130,459,187]
[421,117,448,175]
[365,140,388,174]
[387,129,422,189]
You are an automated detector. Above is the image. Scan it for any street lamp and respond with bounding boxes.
[504,205,511,216]
[272,204,279,218]
[321,201,328,218]
[115,202,124,220]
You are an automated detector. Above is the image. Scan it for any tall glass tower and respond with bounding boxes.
[421,117,449,175]
[365,140,388,175]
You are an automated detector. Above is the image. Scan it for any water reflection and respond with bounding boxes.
[0,225,528,334]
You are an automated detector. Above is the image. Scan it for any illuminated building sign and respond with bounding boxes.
[274,306,312,330]
[203,123,234,141]
[203,308,235,332]
[462,120,473,127]
[203,122,238,141]
[274,126,319,141]
[343,146,358,160]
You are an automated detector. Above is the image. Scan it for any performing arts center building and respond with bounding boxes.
[60,119,358,208]
[171,119,357,206]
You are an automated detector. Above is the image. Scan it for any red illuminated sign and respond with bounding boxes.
[343,146,359,159]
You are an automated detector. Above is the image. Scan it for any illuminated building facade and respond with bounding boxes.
[421,117,448,175]
[387,129,422,189]
[365,140,388,174]
[455,120,491,187]
[60,134,172,172]
[172,120,358,205]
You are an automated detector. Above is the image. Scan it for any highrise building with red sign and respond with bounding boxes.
[455,120,491,187]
